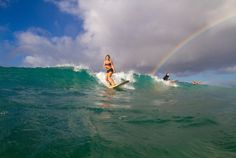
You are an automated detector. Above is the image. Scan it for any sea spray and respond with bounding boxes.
[95,71,136,89]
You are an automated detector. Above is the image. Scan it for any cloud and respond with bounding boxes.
[221,66,236,73]
[13,30,89,67]
[162,19,236,74]
[45,0,81,16]
[12,0,236,74]
[0,26,9,33]
[0,40,16,66]
[0,0,10,8]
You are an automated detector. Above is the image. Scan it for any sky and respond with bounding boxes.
[0,0,236,84]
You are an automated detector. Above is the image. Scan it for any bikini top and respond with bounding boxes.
[105,62,111,66]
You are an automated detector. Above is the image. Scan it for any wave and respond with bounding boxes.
[71,66,178,89]
[0,66,180,90]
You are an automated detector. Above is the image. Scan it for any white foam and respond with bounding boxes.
[95,71,135,89]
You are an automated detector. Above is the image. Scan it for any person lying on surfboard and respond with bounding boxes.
[163,73,170,81]
[163,73,177,83]
[104,55,116,87]
[192,81,201,85]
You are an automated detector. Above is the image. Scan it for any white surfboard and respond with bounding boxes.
[109,80,129,89]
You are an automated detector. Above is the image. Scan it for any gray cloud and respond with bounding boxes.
[11,0,236,74]
[163,19,236,74]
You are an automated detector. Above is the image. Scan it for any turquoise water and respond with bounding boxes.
[0,66,236,158]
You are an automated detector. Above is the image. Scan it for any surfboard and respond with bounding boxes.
[109,80,129,89]
[164,80,177,83]
[169,80,177,83]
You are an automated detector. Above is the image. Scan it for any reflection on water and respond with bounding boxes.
[98,89,116,108]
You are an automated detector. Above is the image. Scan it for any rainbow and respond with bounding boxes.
[150,14,236,75]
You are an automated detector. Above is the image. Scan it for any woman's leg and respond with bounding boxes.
[106,73,112,85]
[108,72,116,86]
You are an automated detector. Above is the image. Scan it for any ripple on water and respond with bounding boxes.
[212,130,236,153]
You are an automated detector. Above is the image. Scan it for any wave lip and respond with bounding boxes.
[55,64,89,72]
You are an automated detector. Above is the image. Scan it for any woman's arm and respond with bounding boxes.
[111,60,116,72]
[103,61,106,69]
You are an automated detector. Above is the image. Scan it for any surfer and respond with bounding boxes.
[163,73,170,81]
[104,55,116,87]
[163,73,177,83]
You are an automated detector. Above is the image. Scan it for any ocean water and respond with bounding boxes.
[0,66,236,158]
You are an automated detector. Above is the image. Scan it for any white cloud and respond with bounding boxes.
[14,0,236,74]
[222,66,236,73]
[0,0,10,8]
[14,31,89,67]
[0,26,9,33]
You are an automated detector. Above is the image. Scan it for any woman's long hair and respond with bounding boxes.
[105,55,111,60]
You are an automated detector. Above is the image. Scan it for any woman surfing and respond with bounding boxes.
[104,55,116,87]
